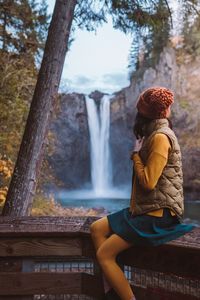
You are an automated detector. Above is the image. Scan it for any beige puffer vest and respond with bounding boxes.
[130,119,184,220]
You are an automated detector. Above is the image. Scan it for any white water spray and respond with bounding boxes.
[85,95,113,196]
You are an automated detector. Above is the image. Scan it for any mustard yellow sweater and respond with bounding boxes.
[131,133,176,217]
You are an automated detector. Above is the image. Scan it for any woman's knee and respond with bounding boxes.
[90,217,110,238]
[96,234,133,264]
[96,244,115,264]
[90,220,100,239]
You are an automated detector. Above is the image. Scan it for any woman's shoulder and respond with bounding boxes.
[150,133,172,149]
[149,133,172,154]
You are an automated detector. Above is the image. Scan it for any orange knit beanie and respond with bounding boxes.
[136,87,174,119]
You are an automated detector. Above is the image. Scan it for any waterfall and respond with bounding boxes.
[85,95,113,196]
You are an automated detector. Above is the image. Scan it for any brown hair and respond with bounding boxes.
[133,112,173,139]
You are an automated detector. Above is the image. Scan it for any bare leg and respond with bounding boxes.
[96,233,135,300]
[90,216,112,251]
[90,217,117,293]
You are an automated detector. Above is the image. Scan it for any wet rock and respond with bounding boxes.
[44,46,200,199]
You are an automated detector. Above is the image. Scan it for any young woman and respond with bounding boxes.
[90,87,195,300]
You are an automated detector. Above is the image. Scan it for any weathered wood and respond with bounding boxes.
[0,237,82,257]
[0,216,88,236]
[0,216,199,251]
[82,273,104,299]
[0,258,23,272]
[0,217,199,299]
[0,297,33,300]
[131,285,199,300]
[0,272,82,295]
[167,227,200,250]
[2,0,77,217]
[82,235,96,258]
[118,242,200,279]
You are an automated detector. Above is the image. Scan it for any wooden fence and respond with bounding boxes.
[0,216,199,299]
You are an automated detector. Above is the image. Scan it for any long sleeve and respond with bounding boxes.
[131,133,176,217]
[132,133,171,190]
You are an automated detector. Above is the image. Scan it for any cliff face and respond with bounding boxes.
[45,46,200,199]
[48,93,91,190]
[109,89,134,186]
[110,47,200,198]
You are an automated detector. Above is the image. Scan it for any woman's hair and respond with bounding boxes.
[133,112,173,139]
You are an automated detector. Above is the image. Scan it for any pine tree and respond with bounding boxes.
[2,0,199,216]
[2,0,77,216]
[0,0,49,57]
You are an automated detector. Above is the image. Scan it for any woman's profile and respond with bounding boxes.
[90,87,195,300]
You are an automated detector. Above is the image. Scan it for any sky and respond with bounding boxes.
[47,0,133,94]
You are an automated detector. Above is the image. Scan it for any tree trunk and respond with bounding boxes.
[2,0,77,216]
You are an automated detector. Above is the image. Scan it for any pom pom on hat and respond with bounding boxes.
[136,87,174,119]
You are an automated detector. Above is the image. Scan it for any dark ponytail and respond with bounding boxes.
[133,112,173,139]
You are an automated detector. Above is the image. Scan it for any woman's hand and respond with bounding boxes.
[130,137,144,160]
[133,137,144,152]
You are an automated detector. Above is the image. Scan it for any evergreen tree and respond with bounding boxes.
[126,0,171,71]
[2,0,77,216]
[72,0,173,71]
[2,0,199,216]
[0,0,49,58]
[180,0,200,57]
[0,0,49,213]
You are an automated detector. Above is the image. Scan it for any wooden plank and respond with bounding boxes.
[0,216,199,250]
[83,273,200,299]
[131,285,199,300]
[82,235,96,258]
[0,216,88,237]
[166,227,200,250]
[0,258,23,272]
[0,272,82,295]
[82,273,104,299]
[0,237,82,257]
[118,243,200,279]
[78,220,200,252]
[0,297,33,300]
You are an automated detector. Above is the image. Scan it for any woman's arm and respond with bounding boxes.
[132,133,171,190]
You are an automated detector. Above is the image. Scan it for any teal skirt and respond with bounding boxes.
[107,207,196,246]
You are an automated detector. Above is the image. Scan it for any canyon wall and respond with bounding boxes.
[47,93,91,190]
[43,46,200,199]
[110,46,200,198]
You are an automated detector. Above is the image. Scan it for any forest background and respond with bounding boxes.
[0,0,200,216]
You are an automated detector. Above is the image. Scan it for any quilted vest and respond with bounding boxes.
[130,119,184,220]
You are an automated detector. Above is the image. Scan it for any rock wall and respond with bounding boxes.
[48,93,91,190]
[44,46,200,199]
[109,89,134,186]
[110,46,200,198]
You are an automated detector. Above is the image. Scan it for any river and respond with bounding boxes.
[56,191,200,226]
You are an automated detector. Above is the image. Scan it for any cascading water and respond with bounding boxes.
[85,95,113,196]
[56,93,130,207]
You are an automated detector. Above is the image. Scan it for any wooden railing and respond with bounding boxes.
[0,216,199,300]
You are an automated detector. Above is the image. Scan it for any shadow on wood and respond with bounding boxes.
[0,216,199,299]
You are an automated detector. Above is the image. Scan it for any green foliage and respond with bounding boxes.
[31,193,59,216]
[179,99,190,109]
[73,0,172,71]
[182,12,200,57]
[0,0,49,161]
[1,0,200,216]
[127,0,200,73]
[31,193,106,216]
[0,0,50,57]
[0,1,49,213]
[127,0,171,72]
[0,51,37,161]
[0,158,13,212]
[74,0,107,31]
